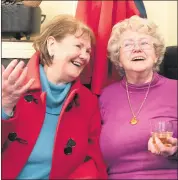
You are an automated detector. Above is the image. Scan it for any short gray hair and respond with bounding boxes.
[107,15,166,76]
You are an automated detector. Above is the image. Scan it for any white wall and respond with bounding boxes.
[143,1,177,46]
[2,1,177,58]
[40,1,177,46]
[40,1,77,23]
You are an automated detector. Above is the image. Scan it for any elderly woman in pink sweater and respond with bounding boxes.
[99,15,177,179]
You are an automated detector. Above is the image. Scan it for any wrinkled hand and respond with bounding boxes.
[2,60,35,115]
[148,136,177,157]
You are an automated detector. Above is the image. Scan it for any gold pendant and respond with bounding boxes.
[130,117,138,125]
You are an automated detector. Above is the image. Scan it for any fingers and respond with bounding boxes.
[148,137,164,155]
[18,78,35,94]
[167,137,178,146]
[154,137,165,151]
[154,137,177,156]
[14,67,28,88]
[148,137,159,154]
[2,65,5,84]
[2,65,5,73]
[149,137,178,157]
[8,61,25,85]
[2,60,35,94]
[2,59,18,80]
[170,146,178,156]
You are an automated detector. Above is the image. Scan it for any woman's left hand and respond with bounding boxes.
[148,136,178,157]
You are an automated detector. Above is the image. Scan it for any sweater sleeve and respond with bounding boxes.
[1,108,12,120]
[2,108,18,148]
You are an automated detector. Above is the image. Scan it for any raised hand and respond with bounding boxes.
[2,60,35,115]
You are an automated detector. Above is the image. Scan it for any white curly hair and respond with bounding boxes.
[107,15,166,76]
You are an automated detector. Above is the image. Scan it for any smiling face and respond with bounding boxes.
[118,30,158,75]
[46,33,91,83]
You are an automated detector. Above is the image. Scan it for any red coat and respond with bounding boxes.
[2,52,108,179]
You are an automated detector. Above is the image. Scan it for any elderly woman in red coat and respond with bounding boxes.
[2,14,107,179]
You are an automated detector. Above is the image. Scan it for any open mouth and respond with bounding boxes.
[71,60,82,67]
[131,56,146,61]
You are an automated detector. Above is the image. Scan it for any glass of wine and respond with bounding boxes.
[151,120,173,147]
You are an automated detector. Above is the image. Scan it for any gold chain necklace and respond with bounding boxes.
[125,79,152,125]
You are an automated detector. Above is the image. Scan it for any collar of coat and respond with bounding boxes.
[25,51,81,94]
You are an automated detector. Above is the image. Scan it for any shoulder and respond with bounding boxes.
[78,84,98,104]
[79,85,97,97]
[157,75,177,100]
[160,75,177,89]
[77,85,100,123]
[99,82,121,100]
[165,77,177,86]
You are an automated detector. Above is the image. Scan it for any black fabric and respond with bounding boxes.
[159,46,178,80]
[134,0,147,18]
[2,4,41,39]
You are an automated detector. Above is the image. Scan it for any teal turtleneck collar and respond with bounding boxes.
[39,65,71,115]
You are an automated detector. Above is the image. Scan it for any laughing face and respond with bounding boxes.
[118,30,158,74]
[47,33,91,83]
